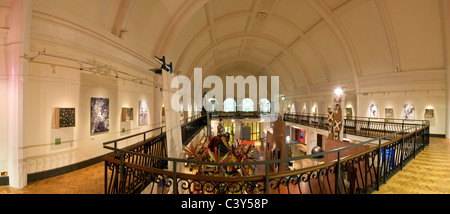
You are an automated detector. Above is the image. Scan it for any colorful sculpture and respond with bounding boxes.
[183,133,258,177]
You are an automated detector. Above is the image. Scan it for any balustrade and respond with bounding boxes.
[103,113,429,194]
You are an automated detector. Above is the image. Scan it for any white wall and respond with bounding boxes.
[359,91,445,135]
[20,4,159,174]
[25,60,156,173]
[288,91,444,136]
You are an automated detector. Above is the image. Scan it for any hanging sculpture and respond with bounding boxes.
[328,98,343,140]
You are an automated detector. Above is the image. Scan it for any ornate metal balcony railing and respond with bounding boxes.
[102,114,207,194]
[103,113,429,194]
[211,111,279,120]
[283,113,429,140]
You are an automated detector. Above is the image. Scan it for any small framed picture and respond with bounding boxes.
[121,108,133,122]
[55,107,76,128]
[425,109,434,118]
[345,108,352,117]
[385,108,393,118]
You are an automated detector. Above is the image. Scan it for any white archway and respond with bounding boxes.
[224,98,237,112]
[259,98,271,114]
[205,98,218,112]
[242,98,254,112]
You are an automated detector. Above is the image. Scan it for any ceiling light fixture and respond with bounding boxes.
[334,87,343,96]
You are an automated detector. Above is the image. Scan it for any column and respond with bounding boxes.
[161,69,183,173]
[153,74,162,131]
[306,130,317,155]
[444,0,450,139]
[7,0,33,188]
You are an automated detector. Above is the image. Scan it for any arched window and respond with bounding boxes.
[205,98,218,112]
[259,98,270,114]
[224,98,237,112]
[242,98,254,112]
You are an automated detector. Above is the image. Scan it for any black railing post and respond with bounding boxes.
[336,151,341,194]
[120,152,124,193]
[377,139,382,191]
[414,127,417,158]
[401,131,405,170]
[104,161,107,194]
[173,161,178,194]
[265,162,270,194]
[364,153,368,193]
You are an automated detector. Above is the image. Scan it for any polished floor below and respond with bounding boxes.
[1,137,449,194]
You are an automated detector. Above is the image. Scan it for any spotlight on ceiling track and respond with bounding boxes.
[334,87,343,96]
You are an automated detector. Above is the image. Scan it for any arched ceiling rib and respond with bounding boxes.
[207,57,289,92]
[34,0,449,98]
[183,32,312,93]
[200,47,303,89]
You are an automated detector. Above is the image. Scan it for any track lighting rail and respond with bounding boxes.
[24,49,161,87]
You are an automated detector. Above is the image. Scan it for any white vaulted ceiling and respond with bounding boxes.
[33,0,448,96]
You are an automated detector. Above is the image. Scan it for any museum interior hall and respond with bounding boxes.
[1,0,450,196]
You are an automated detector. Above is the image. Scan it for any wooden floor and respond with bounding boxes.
[0,162,105,194]
[373,137,450,194]
[1,137,449,194]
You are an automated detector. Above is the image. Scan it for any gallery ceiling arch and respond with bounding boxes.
[33,0,449,98]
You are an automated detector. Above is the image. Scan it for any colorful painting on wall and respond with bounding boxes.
[425,109,434,118]
[139,100,149,126]
[55,107,75,128]
[121,108,133,122]
[91,97,109,134]
[345,108,352,118]
[385,108,393,118]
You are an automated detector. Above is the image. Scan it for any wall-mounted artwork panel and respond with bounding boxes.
[139,100,149,126]
[425,109,434,118]
[121,108,133,122]
[369,104,378,118]
[402,104,415,120]
[385,108,393,118]
[91,97,109,134]
[345,108,352,117]
[55,107,75,128]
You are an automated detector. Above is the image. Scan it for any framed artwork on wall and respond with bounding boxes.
[369,104,378,118]
[121,108,133,122]
[425,109,434,118]
[345,108,352,117]
[139,100,149,126]
[91,97,109,134]
[55,107,75,128]
[385,108,393,118]
[402,104,415,120]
